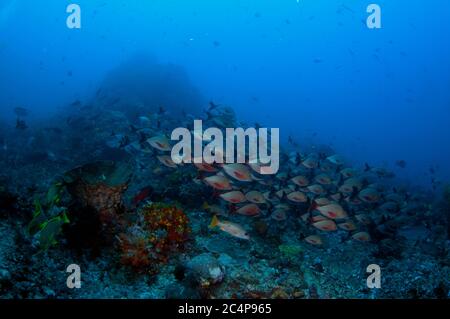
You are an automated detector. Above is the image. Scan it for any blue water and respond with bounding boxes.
[1,0,449,188]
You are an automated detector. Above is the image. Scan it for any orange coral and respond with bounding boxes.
[118,203,190,272]
[144,203,190,248]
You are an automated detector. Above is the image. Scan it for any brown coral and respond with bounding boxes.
[74,182,127,226]
[118,234,152,271]
[63,161,132,241]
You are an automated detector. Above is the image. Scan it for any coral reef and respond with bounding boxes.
[0,100,448,299]
[119,203,190,273]
[63,161,133,242]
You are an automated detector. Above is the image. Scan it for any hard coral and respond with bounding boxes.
[118,203,190,272]
[64,161,132,242]
[118,234,152,271]
[143,203,190,250]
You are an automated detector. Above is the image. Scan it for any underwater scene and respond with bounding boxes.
[0,0,449,301]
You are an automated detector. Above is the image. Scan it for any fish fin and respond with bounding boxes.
[364,163,371,172]
[202,202,209,210]
[209,215,219,228]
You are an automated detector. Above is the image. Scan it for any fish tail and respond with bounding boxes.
[209,215,220,228]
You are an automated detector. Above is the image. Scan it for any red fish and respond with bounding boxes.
[352,231,371,242]
[132,186,153,205]
[305,235,323,245]
[236,204,261,216]
[312,219,337,232]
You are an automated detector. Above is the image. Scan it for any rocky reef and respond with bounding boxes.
[0,100,448,300]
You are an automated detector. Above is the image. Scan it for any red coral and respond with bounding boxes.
[118,203,190,272]
[118,234,151,271]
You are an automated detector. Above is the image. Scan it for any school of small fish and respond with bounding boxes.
[115,104,423,245]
